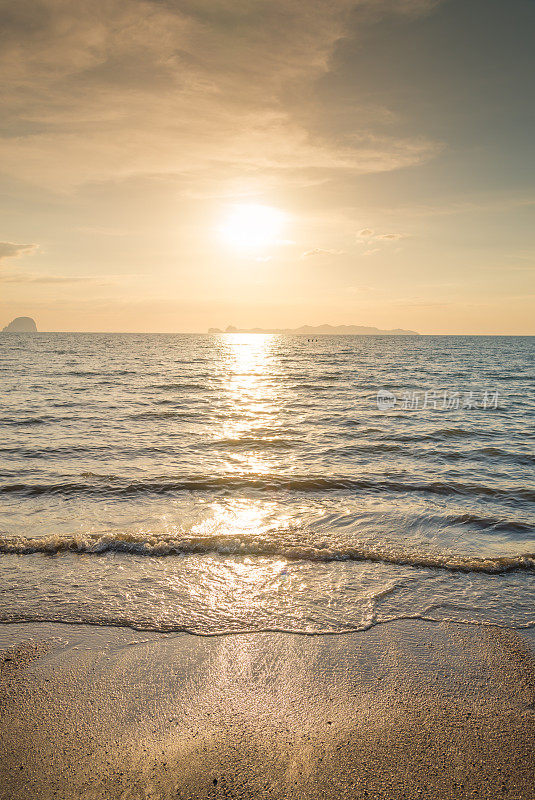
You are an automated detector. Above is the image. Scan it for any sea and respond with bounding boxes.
[0,333,533,636]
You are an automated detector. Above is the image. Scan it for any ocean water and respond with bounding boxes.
[0,333,533,635]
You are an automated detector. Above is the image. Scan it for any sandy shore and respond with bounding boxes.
[0,620,534,800]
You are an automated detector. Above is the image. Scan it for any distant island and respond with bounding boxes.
[2,316,37,332]
[209,324,419,336]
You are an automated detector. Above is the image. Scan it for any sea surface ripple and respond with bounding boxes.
[0,333,533,634]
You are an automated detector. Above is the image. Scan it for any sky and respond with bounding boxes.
[0,0,534,334]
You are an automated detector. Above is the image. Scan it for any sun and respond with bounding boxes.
[219,203,286,250]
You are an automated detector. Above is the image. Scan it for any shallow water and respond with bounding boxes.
[0,333,533,634]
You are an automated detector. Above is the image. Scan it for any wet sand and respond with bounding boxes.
[1,620,534,800]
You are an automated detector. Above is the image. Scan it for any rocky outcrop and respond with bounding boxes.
[2,317,37,332]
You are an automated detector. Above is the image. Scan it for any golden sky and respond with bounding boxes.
[0,0,534,333]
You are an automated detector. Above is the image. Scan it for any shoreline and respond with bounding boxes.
[1,615,534,637]
[1,619,534,799]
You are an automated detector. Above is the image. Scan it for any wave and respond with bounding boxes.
[391,429,479,442]
[148,382,207,391]
[0,532,533,573]
[65,370,101,376]
[206,437,295,451]
[0,417,50,426]
[1,475,534,501]
[128,411,199,420]
[445,512,533,533]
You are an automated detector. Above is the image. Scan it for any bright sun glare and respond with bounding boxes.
[219,203,286,250]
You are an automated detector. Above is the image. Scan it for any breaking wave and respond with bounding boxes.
[1,532,533,574]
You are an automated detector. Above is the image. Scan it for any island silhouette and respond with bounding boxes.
[209,324,419,335]
[2,316,37,332]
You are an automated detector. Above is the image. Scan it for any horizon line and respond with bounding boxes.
[2,330,534,337]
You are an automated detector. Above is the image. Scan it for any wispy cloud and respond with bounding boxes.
[0,271,115,285]
[363,247,381,256]
[301,248,346,258]
[357,229,410,254]
[0,0,441,190]
[0,242,38,261]
[358,229,408,240]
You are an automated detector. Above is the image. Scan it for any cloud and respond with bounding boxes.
[301,248,346,258]
[357,229,410,252]
[0,271,113,284]
[0,0,441,190]
[0,242,38,261]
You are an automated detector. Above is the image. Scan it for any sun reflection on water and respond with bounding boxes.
[196,334,296,620]
[215,333,286,475]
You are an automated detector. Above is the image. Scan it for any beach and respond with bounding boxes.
[1,619,534,800]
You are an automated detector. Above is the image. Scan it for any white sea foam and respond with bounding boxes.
[0,531,534,574]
